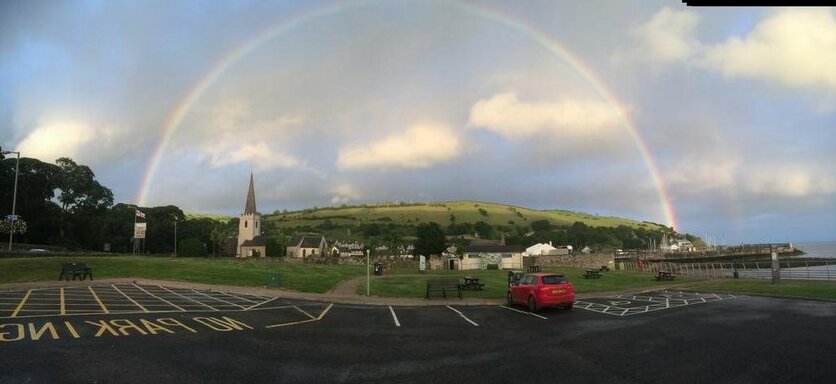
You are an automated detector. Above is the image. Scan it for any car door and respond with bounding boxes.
[514,275,534,302]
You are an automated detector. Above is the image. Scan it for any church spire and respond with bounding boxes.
[244,173,257,214]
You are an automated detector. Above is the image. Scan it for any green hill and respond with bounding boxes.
[265,200,669,241]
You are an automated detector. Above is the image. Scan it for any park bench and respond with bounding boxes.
[584,269,602,279]
[59,263,93,281]
[426,279,462,299]
[656,270,675,281]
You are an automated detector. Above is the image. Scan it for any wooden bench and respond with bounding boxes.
[656,271,675,281]
[584,269,602,279]
[527,265,542,273]
[426,279,462,299]
[59,263,93,281]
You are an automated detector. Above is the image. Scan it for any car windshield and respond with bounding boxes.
[541,275,567,284]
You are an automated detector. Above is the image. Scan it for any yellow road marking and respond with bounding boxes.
[265,303,334,329]
[60,288,65,315]
[132,283,185,311]
[217,291,259,305]
[157,285,218,311]
[111,284,149,313]
[89,286,109,314]
[244,297,279,310]
[11,289,32,317]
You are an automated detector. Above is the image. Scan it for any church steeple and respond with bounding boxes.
[244,173,257,214]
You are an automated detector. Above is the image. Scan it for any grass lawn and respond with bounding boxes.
[358,267,696,299]
[0,256,364,293]
[681,279,836,301]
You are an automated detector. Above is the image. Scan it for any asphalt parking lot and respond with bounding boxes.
[1,285,834,383]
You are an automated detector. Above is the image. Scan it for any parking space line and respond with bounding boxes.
[157,285,219,311]
[445,305,478,326]
[88,286,109,314]
[190,290,246,309]
[499,305,548,320]
[111,285,149,312]
[244,297,278,310]
[265,303,333,329]
[294,306,316,320]
[132,284,185,311]
[388,306,401,327]
[60,288,65,315]
[10,289,32,317]
[217,291,259,304]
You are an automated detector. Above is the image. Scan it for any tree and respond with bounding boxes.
[178,237,207,257]
[413,222,446,257]
[474,221,493,239]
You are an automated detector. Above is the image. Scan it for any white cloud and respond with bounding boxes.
[745,167,835,197]
[702,9,836,90]
[667,156,741,192]
[467,92,623,139]
[16,120,100,162]
[632,7,700,63]
[208,143,302,170]
[337,122,461,169]
[330,183,361,204]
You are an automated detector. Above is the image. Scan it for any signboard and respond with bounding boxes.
[419,255,426,271]
[134,222,147,239]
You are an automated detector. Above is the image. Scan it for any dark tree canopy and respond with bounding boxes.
[413,222,447,257]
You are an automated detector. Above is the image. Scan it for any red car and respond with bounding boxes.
[507,273,575,312]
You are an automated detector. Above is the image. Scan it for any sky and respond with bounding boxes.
[1,0,834,244]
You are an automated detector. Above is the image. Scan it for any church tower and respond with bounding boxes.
[237,173,263,257]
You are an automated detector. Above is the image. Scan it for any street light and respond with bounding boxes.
[366,248,370,296]
[1,148,20,251]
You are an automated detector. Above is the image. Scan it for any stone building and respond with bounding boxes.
[237,173,267,258]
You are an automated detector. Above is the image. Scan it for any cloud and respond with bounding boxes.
[337,122,461,169]
[632,7,700,64]
[330,183,361,204]
[208,143,302,170]
[467,92,623,139]
[16,120,101,162]
[701,9,836,91]
[745,167,835,197]
[667,156,741,193]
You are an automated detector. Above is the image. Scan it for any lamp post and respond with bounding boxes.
[174,217,178,258]
[1,149,20,251]
[366,248,370,296]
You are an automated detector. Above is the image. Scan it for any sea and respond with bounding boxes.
[794,241,836,258]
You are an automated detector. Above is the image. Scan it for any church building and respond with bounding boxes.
[237,173,267,258]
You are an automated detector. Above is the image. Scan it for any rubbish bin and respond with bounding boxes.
[267,274,280,288]
[733,270,739,279]
[374,263,383,276]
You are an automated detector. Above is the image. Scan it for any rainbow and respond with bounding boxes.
[137,0,677,229]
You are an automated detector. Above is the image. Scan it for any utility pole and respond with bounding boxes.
[366,248,370,296]
[174,217,178,258]
[1,149,20,251]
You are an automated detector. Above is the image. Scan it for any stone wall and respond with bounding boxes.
[529,253,615,269]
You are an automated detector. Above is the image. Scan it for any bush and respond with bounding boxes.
[178,237,207,257]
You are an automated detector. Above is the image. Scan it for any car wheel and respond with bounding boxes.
[527,296,537,312]
[507,292,514,306]
[563,302,574,310]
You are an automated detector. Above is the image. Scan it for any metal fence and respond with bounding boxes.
[618,259,836,281]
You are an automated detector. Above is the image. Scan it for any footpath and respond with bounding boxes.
[0,276,699,307]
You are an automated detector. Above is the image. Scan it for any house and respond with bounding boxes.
[331,241,365,258]
[669,239,696,252]
[450,244,526,270]
[287,234,327,258]
[237,174,267,258]
[523,241,571,256]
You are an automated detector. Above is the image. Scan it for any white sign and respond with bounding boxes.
[134,222,147,239]
[419,255,426,271]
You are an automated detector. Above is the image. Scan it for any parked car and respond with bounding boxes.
[507,273,575,312]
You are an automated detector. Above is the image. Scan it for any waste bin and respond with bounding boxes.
[267,274,280,288]
[733,270,739,279]
[374,263,383,276]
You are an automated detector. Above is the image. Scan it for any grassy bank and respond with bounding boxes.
[0,256,364,293]
[358,267,697,299]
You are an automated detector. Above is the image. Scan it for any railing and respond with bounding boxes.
[617,259,836,281]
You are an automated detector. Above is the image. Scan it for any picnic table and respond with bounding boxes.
[656,270,675,281]
[461,276,485,291]
[527,265,542,273]
[584,269,602,279]
[59,263,93,281]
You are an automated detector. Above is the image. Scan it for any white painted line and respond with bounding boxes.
[190,290,247,309]
[499,305,548,320]
[217,291,260,304]
[156,285,218,311]
[294,306,317,320]
[389,306,401,327]
[132,283,185,311]
[111,285,149,313]
[446,305,479,326]
[244,297,279,310]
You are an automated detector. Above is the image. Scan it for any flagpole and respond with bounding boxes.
[133,209,137,255]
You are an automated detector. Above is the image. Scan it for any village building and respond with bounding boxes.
[287,234,327,258]
[237,173,267,258]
